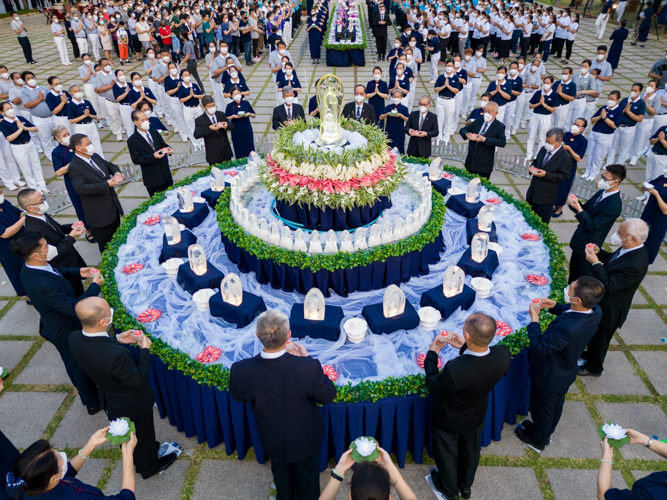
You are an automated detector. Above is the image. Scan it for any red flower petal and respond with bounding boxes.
[137,308,161,323]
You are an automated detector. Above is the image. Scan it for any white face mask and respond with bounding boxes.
[102,307,114,326]
[56,451,68,480]
[509,69,518,76]
[278,49,286,55]
[133,79,142,87]
[610,231,628,246]
[140,120,150,131]
[646,87,655,94]
[561,74,569,81]
[61,135,70,145]
[530,66,537,73]
[630,91,638,99]
[35,200,50,215]
[497,74,505,81]
[464,55,471,61]
[483,112,493,122]
[476,51,483,57]
[0,72,9,80]
[221,48,228,54]
[373,74,381,81]
[606,99,616,108]
[596,54,604,61]
[162,56,170,63]
[445,67,454,74]
[233,94,242,102]
[285,70,293,76]
[4,108,15,118]
[206,106,216,115]
[183,76,191,83]
[118,74,126,83]
[543,83,551,92]
[0,194,4,204]
[144,110,152,118]
[406,55,413,61]
[409,41,416,47]
[394,42,401,48]
[169,68,178,75]
[85,144,95,155]
[597,178,614,190]
[27,79,37,87]
[354,95,364,103]
[397,69,404,75]
[518,63,524,70]
[73,92,83,99]
[454,61,461,68]
[570,125,580,134]
[544,142,555,152]
[419,105,428,114]
[54,84,63,92]
[480,101,489,108]
[392,97,402,105]
[284,96,294,105]
[230,71,238,79]
[563,285,572,303]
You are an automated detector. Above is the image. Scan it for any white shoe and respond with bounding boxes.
[629,159,637,166]
[41,188,51,195]
[37,148,43,154]
[4,183,17,191]
[429,80,436,84]
[521,123,526,129]
[14,180,26,187]
[116,134,123,141]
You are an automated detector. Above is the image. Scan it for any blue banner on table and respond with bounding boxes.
[422,172,452,196]
[465,218,498,245]
[159,230,198,263]
[445,194,485,218]
[172,202,210,230]
[456,248,499,279]
[145,345,530,473]
[420,284,476,320]
[289,303,345,341]
[209,291,267,328]
[361,300,420,335]
[176,261,225,294]
[326,48,366,67]
[275,196,391,231]
[221,233,444,297]
[201,187,228,208]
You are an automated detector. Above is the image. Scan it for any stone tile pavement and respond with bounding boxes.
[0,6,666,500]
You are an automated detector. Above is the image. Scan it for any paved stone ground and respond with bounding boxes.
[0,7,666,500]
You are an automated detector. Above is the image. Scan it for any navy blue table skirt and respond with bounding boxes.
[446,194,485,218]
[172,202,210,229]
[420,284,476,320]
[326,48,366,67]
[289,303,345,341]
[422,173,452,196]
[210,291,267,327]
[145,345,530,472]
[201,187,228,208]
[221,233,444,298]
[159,230,198,263]
[275,197,391,231]
[465,218,498,245]
[362,301,420,334]
[457,248,500,279]
[176,261,225,294]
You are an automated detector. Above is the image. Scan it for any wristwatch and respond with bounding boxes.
[646,438,653,449]
[331,469,344,481]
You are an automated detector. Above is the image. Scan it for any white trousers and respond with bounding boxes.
[100,99,122,136]
[170,96,188,141]
[76,37,89,55]
[430,53,440,81]
[584,100,598,128]
[119,104,134,137]
[595,14,608,39]
[147,79,164,117]
[526,113,552,159]
[83,83,101,117]
[54,36,71,65]
[0,135,20,185]
[503,100,517,139]
[407,81,416,113]
[30,116,55,159]
[518,91,534,127]
[630,118,655,163]
[88,33,100,60]
[211,77,225,110]
[586,131,614,178]
[554,102,570,130]
[54,115,72,135]
[651,114,667,135]
[469,77,482,114]
[435,97,456,144]
[10,143,46,191]
[566,98,587,131]
[616,1,627,20]
[645,150,667,182]
[460,82,473,119]
[454,90,464,124]
[183,106,204,149]
[157,85,176,127]
[607,126,636,165]
[74,122,105,160]
[496,104,506,124]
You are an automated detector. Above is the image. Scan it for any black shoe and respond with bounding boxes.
[26,299,33,306]
[460,489,471,499]
[515,425,545,452]
[429,469,447,497]
[141,451,178,479]
[577,366,601,377]
[87,404,103,416]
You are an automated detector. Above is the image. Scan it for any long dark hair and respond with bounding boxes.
[350,462,391,500]
[8,440,59,498]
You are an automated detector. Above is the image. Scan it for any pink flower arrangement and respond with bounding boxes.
[322,365,338,381]
[495,320,513,337]
[137,308,161,323]
[196,346,222,363]
[416,353,442,370]
[485,198,501,205]
[143,215,161,226]
[122,263,144,274]
[526,274,548,286]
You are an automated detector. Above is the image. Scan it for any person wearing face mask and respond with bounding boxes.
[71,12,90,59]
[373,5,389,61]
[365,67,389,125]
[607,83,646,166]
[0,185,27,298]
[502,62,522,139]
[628,79,660,167]
[552,67,577,130]
[18,187,88,295]
[583,91,623,181]
[84,11,101,61]
[526,127,572,224]
[67,83,105,161]
[387,38,404,77]
[95,58,124,140]
[0,102,48,194]
[565,60,595,131]
[137,101,169,136]
[579,219,650,377]
[20,71,56,159]
[223,66,251,99]
[464,92,491,125]
[112,69,136,140]
[11,12,35,65]
[466,46,486,116]
[51,15,72,66]
[276,62,303,105]
[67,133,124,252]
[525,76,557,160]
[6,427,137,500]
[11,232,103,415]
[194,95,235,165]
[595,0,613,39]
[224,87,257,159]
[591,46,613,95]
[164,62,190,142]
[552,118,589,218]
[433,60,461,146]
[379,90,409,154]
[306,9,323,64]
[426,30,441,83]
[515,276,604,453]
[405,95,438,159]
[459,101,506,179]
[176,69,205,150]
[486,66,511,124]
[568,164,625,282]
[342,85,377,124]
[128,109,174,196]
[45,76,73,135]
[648,50,667,90]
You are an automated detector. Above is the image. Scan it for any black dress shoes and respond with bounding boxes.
[87,404,103,416]
[141,451,178,479]
[577,366,601,377]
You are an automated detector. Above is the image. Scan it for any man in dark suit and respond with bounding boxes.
[525,128,573,224]
[567,164,625,283]
[372,4,388,60]
[458,102,507,179]
[11,232,102,415]
[425,313,511,500]
[515,276,605,452]
[194,95,235,166]
[67,133,124,253]
[578,219,650,377]
[17,188,87,296]
[405,96,439,159]
[128,110,174,197]
[342,85,377,124]
[69,296,178,479]
[229,310,336,500]
[272,87,306,130]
